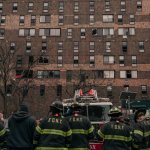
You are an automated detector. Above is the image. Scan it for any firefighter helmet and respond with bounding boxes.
[50,101,63,111]
[71,102,81,111]
[108,106,122,116]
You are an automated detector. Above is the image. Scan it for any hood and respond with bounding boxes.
[12,111,30,121]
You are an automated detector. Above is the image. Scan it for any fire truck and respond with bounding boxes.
[62,88,113,150]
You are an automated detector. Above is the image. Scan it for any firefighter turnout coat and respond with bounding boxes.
[67,112,94,150]
[0,122,7,149]
[33,114,72,150]
[98,119,132,150]
[133,117,150,150]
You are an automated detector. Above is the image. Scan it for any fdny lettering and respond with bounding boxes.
[70,117,83,122]
[111,124,124,130]
[48,118,62,124]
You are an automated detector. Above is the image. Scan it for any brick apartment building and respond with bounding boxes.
[0,0,150,117]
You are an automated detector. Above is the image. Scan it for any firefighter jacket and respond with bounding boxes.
[7,111,36,149]
[66,113,94,150]
[133,117,150,150]
[98,119,132,150]
[33,114,72,150]
[0,122,7,148]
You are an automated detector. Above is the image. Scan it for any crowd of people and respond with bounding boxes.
[0,101,150,150]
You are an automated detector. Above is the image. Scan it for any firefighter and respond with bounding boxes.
[132,108,150,149]
[97,106,132,150]
[0,121,7,149]
[33,101,72,150]
[66,103,94,150]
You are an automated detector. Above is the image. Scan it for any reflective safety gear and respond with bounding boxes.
[33,114,72,150]
[133,117,150,149]
[66,113,94,149]
[108,106,122,116]
[50,101,63,111]
[0,122,7,149]
[79,89,83,96]
[98,120,132,150]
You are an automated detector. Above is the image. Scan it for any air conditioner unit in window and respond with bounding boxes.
[42,36,46,39]
[41,50,46,53]
[123,35,127,38]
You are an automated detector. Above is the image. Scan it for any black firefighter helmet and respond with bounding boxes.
[71,102,81,112]
[50,101,63,113]
[134,108,146,123]
[108,106,122,117]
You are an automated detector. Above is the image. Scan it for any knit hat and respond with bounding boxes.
[19,103,29,112]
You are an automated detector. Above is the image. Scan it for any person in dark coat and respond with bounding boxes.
[0,121,7,149]
[98,106,132,150]
[7,102,36,150]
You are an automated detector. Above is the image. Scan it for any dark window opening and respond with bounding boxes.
[40,85,45,96]
[57,85,62,96]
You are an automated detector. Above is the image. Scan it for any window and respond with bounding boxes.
[120,0,126,12]
[120,70,137,78]
[0,29,5,39]
[58,42,63,53]
[19,29,35,36]
[40,85,45,96]
[118,28,135,36]
[74,15,79,25]
[129,15,135,24]
[132,56,137,66]
[80,28,85,38]
[89,1,95,13]
[40,15,50,23]
[42,41,47,53]
[119,55,125,66]
[90,42,95,53]
[118,15,123,23]
[103,15,114,22]
[22,85,29,97]
[103,28,114,36]
[58,56,63,67]
[28,2,34,12]
[74,42,79,53]
[105,0,110,12]
[59,2,64,13]
[122,41,128,52]
[0,15,6,25]
[74,1,79,12]
[103,56,115,64]
[105,41,111,52]
[90,55,95,67]
[92,28,103,36]
[67,28,72,38]
[138,41,144,52]
[74,55,79,66]
[104,71,114,78]
[66,70,72,82]
[89,15,95,25]
[19,16,25,25]
[10,42,16,53]
[28,55,34,65]
[26,42,31,53]
[37,70,60,79]
[57,85,62,97]
[13,3,18,12]
[137,0,142,11]
[107,85,112,97]
[43,2,49,12]
[95,70,104,78]
[39,28,61,37]
[16,56,22,67]
[0,3,3,13]
[31,15,36,25]
[39,56,49,64]
[58,15,64,25]
[141,85,147,94]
